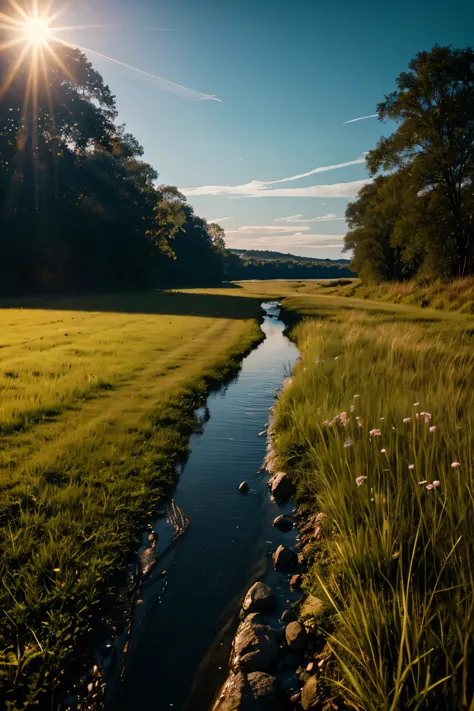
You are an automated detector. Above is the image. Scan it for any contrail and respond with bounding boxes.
[55,38,222,102]
[343,113,378,124]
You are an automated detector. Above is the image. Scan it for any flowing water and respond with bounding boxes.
[107,303,300,711]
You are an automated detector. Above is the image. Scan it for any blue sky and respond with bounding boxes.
[61,0,474,258]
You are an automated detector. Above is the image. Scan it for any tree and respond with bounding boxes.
[147,185,187,258]
[367,45,474,277]
[0,32,226,294]
[345,171,428,281]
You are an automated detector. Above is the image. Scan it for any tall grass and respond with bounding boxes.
[232,276,474,313]
[274,307,474,710]
[312,276,474,313]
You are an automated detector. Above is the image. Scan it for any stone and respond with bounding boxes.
[239,481,249,493]
[213,671,277,711]
[285,621,307,651]
[281,608,297,623]
[273,544,298,572]
[212,671,246,711]
[246,672,277,706]
[300,595,326,620]
[273,514,294,531]
[290,691,301,703]
[301,674,321,710]
[268,472,296,500]
[232,614,279,673]
[306,661,315,672]
[290,573,303,591]
[242,582,277,615]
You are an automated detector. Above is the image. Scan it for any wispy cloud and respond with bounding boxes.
[208,216,233,223]
[226,225,311,235]
[182,179,370,198]
[226,232,346,251]
[275,213,345,223]
[181,155,369,197]
[343,113,378,124]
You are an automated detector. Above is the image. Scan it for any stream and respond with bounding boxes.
[106,302,300,711]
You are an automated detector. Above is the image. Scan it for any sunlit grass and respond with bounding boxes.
[224,276,474,314]
[273,302,474,710]
[0,289,263,707]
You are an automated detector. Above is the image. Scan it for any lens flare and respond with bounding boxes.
[22,16,52,46]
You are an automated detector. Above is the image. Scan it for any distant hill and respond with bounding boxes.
[226,249,356,280]
[230,248,352,266]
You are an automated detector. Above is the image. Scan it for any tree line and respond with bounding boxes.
[345,46,474,282]
[0,40,226,294]
[226,250,355,280]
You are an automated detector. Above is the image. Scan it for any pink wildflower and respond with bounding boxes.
[403,417,411,423]
[339,411,349,428]
[432,480,440,488]
[356,416,363,428]
[334,356,340,361]
[344,438,354,448]
[451,462,461,468]
[408,464,415,470]
[356,476,367,487]
[426,484,434,491]
[369,428,381,436]
[429,425,437,433]
[380,417,385,421]
[424,413,432,424]
[380,448,387,454]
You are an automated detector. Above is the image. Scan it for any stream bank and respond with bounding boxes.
[102,303,300,711]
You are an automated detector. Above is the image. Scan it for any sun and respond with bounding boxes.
[22,16,52,46]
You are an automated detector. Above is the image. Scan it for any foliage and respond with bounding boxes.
[272,297,474,710]
[0,41,225,293]
[227,250,356,280]
[345,46,474,281]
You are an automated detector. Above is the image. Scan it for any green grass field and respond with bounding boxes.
[269,290,474,710]
[1,282,473,709]
[0,289,264,707]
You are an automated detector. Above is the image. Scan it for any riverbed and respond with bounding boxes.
[107,303,299,711]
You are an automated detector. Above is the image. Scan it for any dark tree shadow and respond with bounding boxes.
[0,289,264,320]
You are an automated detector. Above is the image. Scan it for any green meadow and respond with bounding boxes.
[0,289,263,707]
[270,289,474,710]
[0,282,473,709]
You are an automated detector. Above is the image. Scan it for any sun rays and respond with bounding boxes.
[1,0,222,106]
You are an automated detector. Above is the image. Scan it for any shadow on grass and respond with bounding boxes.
[0,289,264,321]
